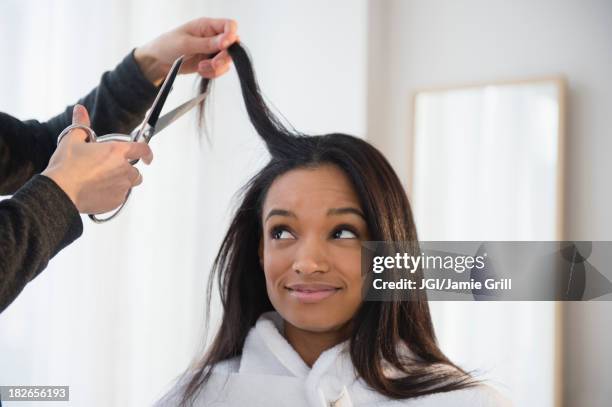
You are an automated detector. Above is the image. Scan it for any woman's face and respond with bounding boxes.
[260,164,370,333]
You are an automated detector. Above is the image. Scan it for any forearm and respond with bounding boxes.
[0,175,82,314]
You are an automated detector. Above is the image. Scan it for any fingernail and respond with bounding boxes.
[72,104,82,121]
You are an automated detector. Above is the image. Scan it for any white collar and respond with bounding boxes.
[239,311,351,377]
[239,311,358,406]
[223,311,504,407]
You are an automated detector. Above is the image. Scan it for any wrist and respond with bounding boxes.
[41,168,78,209]
[134,46,166,86]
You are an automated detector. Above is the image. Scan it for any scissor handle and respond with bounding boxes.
[56,123,97,144]
[88,133,136,223]
[56,125,136,224]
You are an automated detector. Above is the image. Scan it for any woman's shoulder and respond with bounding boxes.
[383,382,511,407]
[378,354,511,406]
[420,384,512,407]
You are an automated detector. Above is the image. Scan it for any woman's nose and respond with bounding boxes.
[291,236,330,274]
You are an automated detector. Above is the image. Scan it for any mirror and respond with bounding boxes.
[410,78,566,406]
[411,78,565,241]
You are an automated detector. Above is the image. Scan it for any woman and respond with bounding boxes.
[156,43,510,407]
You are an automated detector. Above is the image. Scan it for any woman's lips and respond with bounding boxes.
[285,283,341,303]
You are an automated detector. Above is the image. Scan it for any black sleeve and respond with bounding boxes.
[0,49,159,313]
[0,175,82,313]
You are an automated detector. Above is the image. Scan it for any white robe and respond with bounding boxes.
[155,311,511,406]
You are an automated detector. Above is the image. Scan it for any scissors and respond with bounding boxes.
[56,55,206,223]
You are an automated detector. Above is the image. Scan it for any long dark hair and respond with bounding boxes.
[180,43,475,405]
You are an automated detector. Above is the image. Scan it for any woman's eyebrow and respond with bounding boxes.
[327,207,366,219]
[265,208,296,222]
[264,207,366,222]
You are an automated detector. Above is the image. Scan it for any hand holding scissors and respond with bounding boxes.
[56,56,208,223]
[45,16,238,223]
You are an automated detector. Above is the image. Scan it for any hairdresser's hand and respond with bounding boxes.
[134,17,238,86]
[42,105,154,214]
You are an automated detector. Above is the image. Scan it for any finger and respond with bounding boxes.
[65,104,92,142]
[183,19,238,53]
[72,104,91,126]
[127,166,143,187]
[210,63,231,79]
[197,50,230,71]
[220,29,238,50]
[198,60,231,79]
[179,54,206,73]
[184,33,229,55]
[223,19,238,36]
[185,17,237,38]
[197,60,214,76]
[212,50,232,69]
[123,142,154,164]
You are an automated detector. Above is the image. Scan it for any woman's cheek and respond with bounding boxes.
[336,250,365,308]
[263,246,292,292]
[333,245,363,278]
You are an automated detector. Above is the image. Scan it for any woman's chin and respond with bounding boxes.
[281,309,349,334]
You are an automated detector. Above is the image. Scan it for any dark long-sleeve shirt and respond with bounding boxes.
[0,50,158,314]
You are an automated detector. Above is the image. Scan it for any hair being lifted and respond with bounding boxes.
[180,42,477,406]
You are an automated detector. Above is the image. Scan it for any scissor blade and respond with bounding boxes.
[146,56,184,128]
[153,92,207,135]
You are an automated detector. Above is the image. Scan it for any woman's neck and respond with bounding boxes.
[283,320,351,367]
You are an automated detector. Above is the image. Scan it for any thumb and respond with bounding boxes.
[72,104,91,126]
[66,104,92,143]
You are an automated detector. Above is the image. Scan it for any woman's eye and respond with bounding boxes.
[271,228,294,240]
[333,228,358,239]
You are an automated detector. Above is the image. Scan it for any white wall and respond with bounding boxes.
[366,1,612,406]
